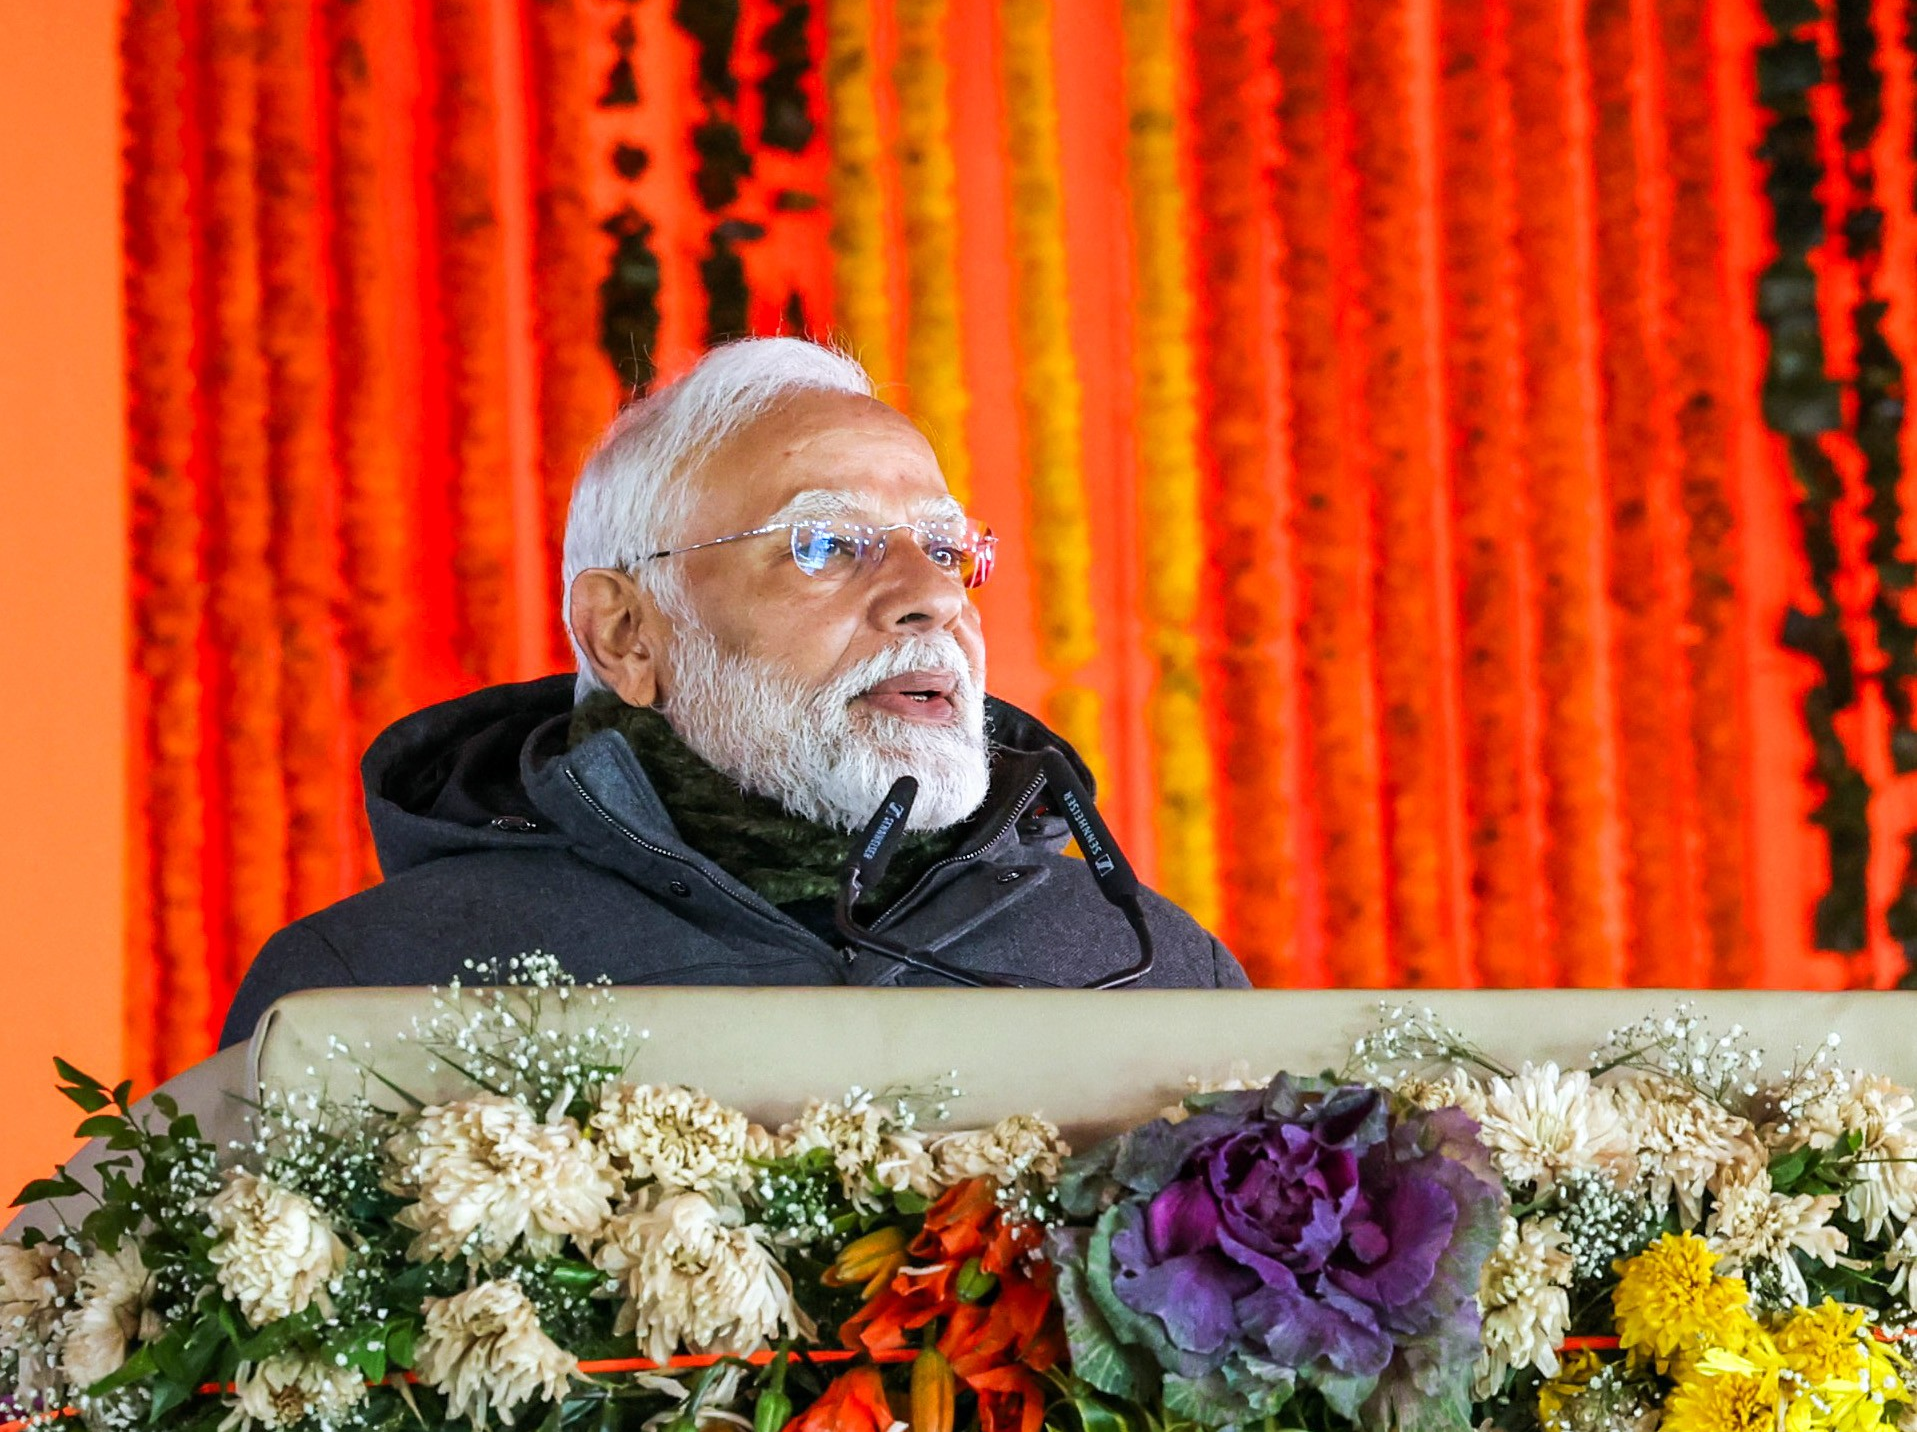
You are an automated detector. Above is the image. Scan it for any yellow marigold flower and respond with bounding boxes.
[1538,1349,1606,1424]
[1773,1301,1907,1432]
[1664,1361,1783,1432]
[1613,1234,1752,1363]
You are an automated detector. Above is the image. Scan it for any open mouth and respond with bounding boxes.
[859,670,962,723]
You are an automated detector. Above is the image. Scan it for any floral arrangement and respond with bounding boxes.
[7,978,1917,1432]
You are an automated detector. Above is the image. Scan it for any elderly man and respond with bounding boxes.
[221,338,1247,1046]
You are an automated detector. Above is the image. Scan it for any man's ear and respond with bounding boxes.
[568,569,664,707]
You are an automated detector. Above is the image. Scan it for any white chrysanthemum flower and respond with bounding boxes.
[414,1280,575,1429]
[60,1242,150,1392]
[1474,1214,1573,1396]
[932,1115,1069,1192]
[593,1189,810,1364]
[1393,1071,1489,1125]
[1477,1064,1635,1190]
[206,1172,350,1326]
[1765,1070,1917,1239]
[220,1351,366,1431]
[384,1094,618,1264]
[590,1084,751,1193]
[0,1241,79,1405]
[780,1097,933,1207]
[1705,1159,1845,1305]
[1611,1073,1760,1224]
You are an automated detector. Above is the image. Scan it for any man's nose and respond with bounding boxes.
[869,534,967,631]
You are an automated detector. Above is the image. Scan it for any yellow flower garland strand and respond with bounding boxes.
[1118,0,1219,928]
[998,0,1105,775]
[894,0,971,502]
[825,0,893,383]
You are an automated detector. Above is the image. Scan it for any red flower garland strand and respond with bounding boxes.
[1189,0,1299,983]
[1584,0,1707,987]
[122,0,210,1086]
[1272,0,1392,987]
[430,0,519,687]
[1435,0,1547,988]
[203,0,290,1005]
[1506,0,1628,987]
[1652,0,1754,986]
[1345,0,1464,986]
[261,0,355,923]
[527,0,618,670]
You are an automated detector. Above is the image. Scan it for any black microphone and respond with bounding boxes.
[841,776,919,903]
[1037,749,1154,988]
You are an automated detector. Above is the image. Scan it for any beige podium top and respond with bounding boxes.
[248,986,1917,1144]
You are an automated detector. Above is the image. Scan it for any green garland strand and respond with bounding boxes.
[1834,0,1917,959]
[759,0,817,151]
[676,0,757,347]
[597,2,661,391]
[1756,0,1874,953]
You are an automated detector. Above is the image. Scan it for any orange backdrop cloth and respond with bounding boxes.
[118,0,1917,1085]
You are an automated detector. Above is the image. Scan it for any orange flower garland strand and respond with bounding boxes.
[998,0,1106,776]
[1118,0,1221,931]
[204,0,291,1000]
[825,0,894,382]
[1435,0,1545,987]
[1507,0,1628,985]
[527,0,616,668]
[260,0,354,921]
[122,0,210,1085]
[1272,0,1391,985]
[326,0,412,885]
[1344,0,1463,985]
[894,0,972,502]
[430,0,518,687]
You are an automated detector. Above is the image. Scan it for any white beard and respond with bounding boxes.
[657,623,991,833]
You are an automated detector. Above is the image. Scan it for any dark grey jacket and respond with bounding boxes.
[220,677,1248,1046]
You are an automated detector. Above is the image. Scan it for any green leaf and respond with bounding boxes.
[54,1057,105,1090]
[151,1092,179,1119]
[892,1189,930,1215]
[112,1079,134,1108]
[386,1321,417,1369]
[60,1083,112,1113]
[148,1375,194,1424]
[170,1113,202,1142]
[1768,1149,1810,1188]
[12,1173,83,1207]
[352,1344,389,1385]
[88,1342,159,1397]
[75,1113,128,1140]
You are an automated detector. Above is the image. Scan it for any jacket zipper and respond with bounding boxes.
[561,769,821,941]
[868,767,1047,934]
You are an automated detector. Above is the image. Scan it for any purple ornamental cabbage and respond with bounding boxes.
[1046,1076,1503,1431]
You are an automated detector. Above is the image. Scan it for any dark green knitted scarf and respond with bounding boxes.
[567,692,969,909]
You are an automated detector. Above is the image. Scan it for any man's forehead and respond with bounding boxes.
[765,487,965,524]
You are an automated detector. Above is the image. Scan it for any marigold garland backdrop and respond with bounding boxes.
[110,0,1917,1083]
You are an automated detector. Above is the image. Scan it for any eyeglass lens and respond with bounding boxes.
[788,521,996,589]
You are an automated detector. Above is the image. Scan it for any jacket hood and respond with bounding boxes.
[361,674,1097,879]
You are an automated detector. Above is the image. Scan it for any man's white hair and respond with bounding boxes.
[562,337,876,697]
